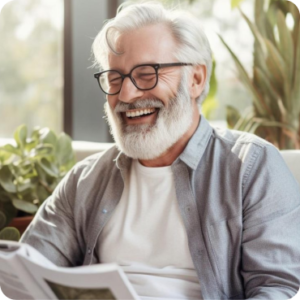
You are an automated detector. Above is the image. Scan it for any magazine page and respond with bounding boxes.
[0,241,46,300]
[19,257,140,300]
[17,241,57,269]
[0,256,33,300]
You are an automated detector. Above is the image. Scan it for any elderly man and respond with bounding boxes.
[21,2,300,300]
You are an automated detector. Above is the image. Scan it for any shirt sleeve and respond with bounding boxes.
[241,144,300,299]
[20,166,84,267]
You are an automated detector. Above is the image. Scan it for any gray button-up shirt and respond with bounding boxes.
[21,116,300,300]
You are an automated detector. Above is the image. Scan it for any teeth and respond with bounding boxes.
[126,108,155,118]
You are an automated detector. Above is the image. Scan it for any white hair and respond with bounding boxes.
[92,1,212,105]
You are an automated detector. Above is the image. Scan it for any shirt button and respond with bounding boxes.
[102,209,108,214]
[87,248,91,254]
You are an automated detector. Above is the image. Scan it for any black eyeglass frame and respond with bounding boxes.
[94,62,193,95]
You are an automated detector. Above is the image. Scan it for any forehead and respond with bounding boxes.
[108,24,178,71]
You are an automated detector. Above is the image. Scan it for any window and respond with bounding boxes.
[0,0,63,137]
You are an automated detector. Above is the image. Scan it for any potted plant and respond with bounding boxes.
[0,125,76,240]
[220,0,300,149]
[0,211,20,241]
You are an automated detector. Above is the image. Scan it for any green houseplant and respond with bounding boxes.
[0,125,76,240]
[220,0,300,149]
[0,211,20,241]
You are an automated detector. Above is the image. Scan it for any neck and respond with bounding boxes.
[139,113,201,168]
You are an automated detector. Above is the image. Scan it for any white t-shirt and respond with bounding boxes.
[97,159,202,300]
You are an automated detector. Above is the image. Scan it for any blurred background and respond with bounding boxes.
[0,0,298,146]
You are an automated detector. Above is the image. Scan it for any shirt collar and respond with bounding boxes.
[115,114,213,171]
[115,150,131,171]
[178,115,213,170]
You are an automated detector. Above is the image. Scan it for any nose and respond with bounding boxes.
[118,77,144,103]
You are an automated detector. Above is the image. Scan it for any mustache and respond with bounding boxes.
[114,99,164,113]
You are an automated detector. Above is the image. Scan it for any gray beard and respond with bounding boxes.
[104,71,194,160]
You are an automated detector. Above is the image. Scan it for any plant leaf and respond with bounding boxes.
[226,105,241,129]
[240,8,268,57]
[254,0,266,37]
[264,13,276,44]
[0,166,16,193]
[17,161,34,177]
[40,128,57,145]
[253,67,282,119]
[25,139,38,153]
[235,108,255,131]
[29,144,54,158]
[253,117,298,132]
[34,162,47,183]
[13,124,27,150]
[276,10,294,82]
[0,227,20,241]
[31,127,41,142]
[12,199,38,214]
[56,133,75,166]
[36,185,51,203]
[218,34,267,116]
[0,144,21,156]
[0,149,12,164]
[253,44,269,79]
[39,158,59,178]
[265,39,290,105]
[16,180,34,193]
[292,17,300,112]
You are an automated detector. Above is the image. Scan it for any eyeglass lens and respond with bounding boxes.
[99,65,157,95]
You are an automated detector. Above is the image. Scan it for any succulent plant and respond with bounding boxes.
[0,210,20,241]
[220,0,300,149]
[0,125,75,237]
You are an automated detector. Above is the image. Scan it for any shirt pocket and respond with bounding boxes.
[207,215,244,299]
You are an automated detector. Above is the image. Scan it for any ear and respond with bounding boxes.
[189,65,207,101]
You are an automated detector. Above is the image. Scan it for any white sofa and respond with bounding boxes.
[1,139,300,185]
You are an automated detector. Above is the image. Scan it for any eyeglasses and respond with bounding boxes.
[94,63,193,95]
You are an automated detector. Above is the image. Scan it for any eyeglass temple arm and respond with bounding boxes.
[157,63,193,68]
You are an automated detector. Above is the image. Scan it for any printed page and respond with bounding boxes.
[0,242,48,300]
[1,242,139,299]
[19,257,140,300]
[0,256,33,300]
[17,241,57,269]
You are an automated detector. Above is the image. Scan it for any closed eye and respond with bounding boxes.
[109,77,122,83]
[137,73,156,78]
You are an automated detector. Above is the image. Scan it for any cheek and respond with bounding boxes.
[156,75,180,98]
[107,96,118,110]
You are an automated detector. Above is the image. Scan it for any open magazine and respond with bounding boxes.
[0,241,139,300]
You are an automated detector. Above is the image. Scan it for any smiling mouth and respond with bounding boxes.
[125,108,158,120]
